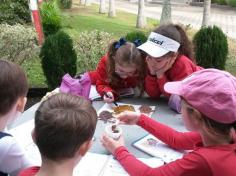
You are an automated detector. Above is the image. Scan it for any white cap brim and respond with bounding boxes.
[164,81,183,95]
[138,41,169,58]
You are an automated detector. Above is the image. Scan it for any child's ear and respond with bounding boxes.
[16,97,27,112]
[78,139,93,157]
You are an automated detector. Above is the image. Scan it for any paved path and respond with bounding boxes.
[93,0,236,39]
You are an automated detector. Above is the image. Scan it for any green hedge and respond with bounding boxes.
[40,31,77,90]
[0,0,31,25]
[193,26,228,70]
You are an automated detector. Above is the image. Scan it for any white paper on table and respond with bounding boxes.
[133,134,187,163]
[97,103,156,117]
[101,156,164,176]
[89,86,135,101]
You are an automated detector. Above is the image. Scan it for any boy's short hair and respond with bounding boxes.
[34,93,98,161]
[0,60,28,116]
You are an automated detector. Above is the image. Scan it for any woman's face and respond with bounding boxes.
[115,63,137,79]
[146,55,169,70]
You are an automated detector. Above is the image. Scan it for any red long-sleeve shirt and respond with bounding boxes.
[145,55,202,98]
[114,114,236,176]
[88,55,140,99]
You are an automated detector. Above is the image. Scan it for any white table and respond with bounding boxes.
[9,97,185,158]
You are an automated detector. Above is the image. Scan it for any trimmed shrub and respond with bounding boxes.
[0,0,31,25]
[40,1,62,37]
[193,26,228,70]
[226,0,236,6]
[73,30,113,73]
[0,24,39,65]
[57,0,72,9]
[125,31,147,44]
[40,31,77,90]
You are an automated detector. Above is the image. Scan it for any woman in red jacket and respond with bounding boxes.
[89,38,146,103]
[138,24,202,112]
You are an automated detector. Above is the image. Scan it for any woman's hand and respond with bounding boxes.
[103,92,114,103]
[117,111,141,125]
[101,134,125,154]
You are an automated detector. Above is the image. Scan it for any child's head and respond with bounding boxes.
[138,24,194,69]
[107,39,146,88]
[164,69,236,137]
[34,93,97,163]
[0,59,28,118]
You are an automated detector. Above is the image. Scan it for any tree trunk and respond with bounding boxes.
[80,0,86,5]
[136,0,147,28]
[85,0,92,6]
[160,0,172,25]
[108,0,116,17]
[202,0,211,27]
[99,0,106,13]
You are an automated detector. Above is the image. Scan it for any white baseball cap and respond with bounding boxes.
[138,32,180,58]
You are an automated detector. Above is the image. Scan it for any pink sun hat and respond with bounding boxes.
[164,69,236,124]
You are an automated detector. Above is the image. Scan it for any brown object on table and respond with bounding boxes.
[111,125,119,133]
[113,105,135,115]
[99,110,113,122]
[139,105,153,114]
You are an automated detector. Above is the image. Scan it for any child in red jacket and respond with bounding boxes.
[138,24,202,112]
[89,38,146,103]
[101,69,236,176]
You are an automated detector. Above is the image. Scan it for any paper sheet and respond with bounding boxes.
[133,134,187,163]
[98,103,156,117]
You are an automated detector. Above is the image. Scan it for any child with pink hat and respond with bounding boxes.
[101,68,236,176]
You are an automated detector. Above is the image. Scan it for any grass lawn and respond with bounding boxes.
[61,5,158,38]
[23,4,236,87]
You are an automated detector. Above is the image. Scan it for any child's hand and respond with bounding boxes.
[117,111,141,125]
[103,92,115,103]
[101,134,124,154]
[155,57,177,78]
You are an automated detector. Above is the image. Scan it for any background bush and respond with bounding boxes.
[125,31,147,44]
[40,1,62,37]
[40,31,77,90]
[74,30,113,73]
[0,24,39,65]
[0,0,31,25]
[212,0,227,4]
[193,25,228,70]
[226,0,236,6]
[57,0,72,9]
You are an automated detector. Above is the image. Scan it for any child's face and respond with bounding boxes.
[115,63,137,79]
[146,55,169,70]
[181,101,199,131]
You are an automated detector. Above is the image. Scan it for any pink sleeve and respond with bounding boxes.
[114,146,210,176]
[137,114,201,150]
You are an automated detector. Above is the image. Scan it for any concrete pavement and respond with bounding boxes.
[94,0,236,39]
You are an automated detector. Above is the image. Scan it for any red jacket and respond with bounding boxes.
[114,114,236,176]
[145,55,202,98]
[88,55,140,99]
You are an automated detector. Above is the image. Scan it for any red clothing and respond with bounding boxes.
[114,114,236,176]
[88,55,140,99]
[145,55,202,98]
[18,166,39,176]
